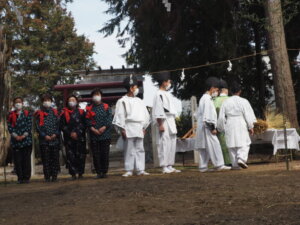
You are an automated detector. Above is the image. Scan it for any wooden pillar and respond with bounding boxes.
[191,96,199,163]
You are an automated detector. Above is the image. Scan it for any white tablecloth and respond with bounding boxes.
[251,128,300,155]
[176,138,196,152]
[176,128,300,155]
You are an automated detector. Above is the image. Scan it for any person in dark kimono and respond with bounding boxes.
[86,89,112,179]
[35,94,60,182]
[7,97,32,184]
[60,95,87,180]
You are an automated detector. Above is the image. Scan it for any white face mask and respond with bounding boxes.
[93,95,101,103]
[15,103,23,110]
[43,101,52,108]
[133,88,139,97]
[212,91,218,97]
[68,101,77,108]
[166,83,172,91]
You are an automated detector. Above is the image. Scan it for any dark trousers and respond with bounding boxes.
[13,146,32,181]
[40,144,60,180]
[65,140,86,176]
[91,139,110,174]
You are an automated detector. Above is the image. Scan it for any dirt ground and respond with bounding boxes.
[1,162,300,225]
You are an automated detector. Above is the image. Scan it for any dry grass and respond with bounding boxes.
[264,107,291,129]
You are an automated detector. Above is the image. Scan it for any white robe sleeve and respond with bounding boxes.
[203,98,217,126]
[152,93,166,120]
[217,103,226,132]
[242,99,257,129]
[142,105,151,129]
[112,99,126,132]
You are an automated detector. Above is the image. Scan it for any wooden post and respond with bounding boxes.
[151,119,159,167]
[191,96,199,163]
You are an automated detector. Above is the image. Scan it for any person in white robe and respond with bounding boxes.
[195,77,231,172]
[113,75,151,177]
[217,81,257,169]
[152,72,181,174]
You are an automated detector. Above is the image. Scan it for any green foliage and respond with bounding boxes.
[99,0,300,122]
[1,0,95,107]
[176,112,192,138]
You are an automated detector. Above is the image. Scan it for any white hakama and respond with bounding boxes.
[152,90,177,167]
[113,96,150,172]
[195,93,225,170]
[217,95,257,167]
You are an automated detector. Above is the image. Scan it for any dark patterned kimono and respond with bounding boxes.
[86,103,112,177]
[7,110,32,183]
[60,107,87,177]
[35,107,60,181]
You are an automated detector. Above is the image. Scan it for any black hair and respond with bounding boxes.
[219,79,228,89]
[91,88,103,96]
[41,93,53,102]
[205,77,220,91]
[66,94,79,108]
[153,72,171,86]
[123,76,138,92]
[230,81,242,94]
[13,97,23,103]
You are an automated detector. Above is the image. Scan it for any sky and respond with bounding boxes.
[66,0,182,113]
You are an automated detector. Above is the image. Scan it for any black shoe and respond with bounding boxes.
[45,179,51,182]
[95,173,102,179]
[51,176,57,182]
[78,174,83,179]
[23,180,30,184]
[17,180,23,184]
[100,173,107,179]
[71,175,77,180]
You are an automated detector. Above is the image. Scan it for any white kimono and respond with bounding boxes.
[113,95,150,172]
[217,95,257,166]
[152,90,177,167]
[195,93,225,169]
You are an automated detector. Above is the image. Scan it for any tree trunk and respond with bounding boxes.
[0,25,12,165]
[265,0,299,128]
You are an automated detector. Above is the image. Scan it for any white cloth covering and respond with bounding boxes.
[251,128,300,155]
[152,89,177,167]
[124,138,145,172]
[113,95,150,172]
[113,95,150,138]
[197,126,225,169]
[154,120,177,167]
[195,93,218,149]
[228,145,250,167]
[195,93,225,169]
[217,95,257,148]
[152,90,177,134]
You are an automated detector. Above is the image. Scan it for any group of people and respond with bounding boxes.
[7,73,256,184]
[195,77,257,172]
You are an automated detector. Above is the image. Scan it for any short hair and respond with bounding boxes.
[13,97,23,103]
[91,88,103,96]
[66,94,79,107]
[205,77,220,91]
[219,79,228,89]
[230,81,242,94]
[153,72,171,86]
[41,93,53,102]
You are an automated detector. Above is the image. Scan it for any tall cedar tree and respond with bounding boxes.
[99,0,300,123]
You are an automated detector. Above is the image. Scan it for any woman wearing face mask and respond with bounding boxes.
[60,95,87,180]
[7,97,32,184]
[86,89,112,179]
[113,75,150,177]
[35,94,60,182]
